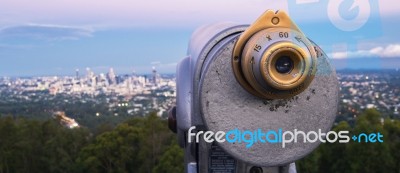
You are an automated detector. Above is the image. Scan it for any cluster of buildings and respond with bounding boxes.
[1,69,399,124]
[338,70,400,119]
[0,67,176,118]
[1,67,175,97]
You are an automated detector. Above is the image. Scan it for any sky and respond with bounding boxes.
[0,0,399,76]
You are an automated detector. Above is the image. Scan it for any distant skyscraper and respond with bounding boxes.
[86,67,96,87]
[75,69,80,80]
[152,66,158,85]
[107,68,117,85]
[86,67,92,78]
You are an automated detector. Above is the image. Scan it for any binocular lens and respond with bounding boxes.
[232,16,317,99]
[275,56,293,74]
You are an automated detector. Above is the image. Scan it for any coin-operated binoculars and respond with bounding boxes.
[169,10,339,173]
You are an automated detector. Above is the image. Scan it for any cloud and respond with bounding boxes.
[149,61,177,73]
[330,44,400,59]
[150,61,161,65]
[0,0,397,31]
[151,61,177,67]
[0,0,287,29]
[0,24,94,41]
[0,44,35,50]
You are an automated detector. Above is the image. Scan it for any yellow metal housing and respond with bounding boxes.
[232,10,317,99]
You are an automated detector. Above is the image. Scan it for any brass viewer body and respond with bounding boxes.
[232,10,317,99]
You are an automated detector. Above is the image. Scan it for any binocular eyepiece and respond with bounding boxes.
[232,10,317,99]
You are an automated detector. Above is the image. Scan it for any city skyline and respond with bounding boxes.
[1,69,398,118]
[1,64,399,78]
[1,0,400,76]
[1,66,176,78]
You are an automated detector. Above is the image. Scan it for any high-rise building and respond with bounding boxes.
[86,67,96,87]
[75,69,80,80]
[107,68,117,85]
[86,67,93,78]
[152,66,159,85]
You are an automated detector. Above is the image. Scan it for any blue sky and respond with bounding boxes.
[0,0,399,76]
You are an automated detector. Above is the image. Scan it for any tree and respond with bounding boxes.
[77,123,143,173]
[318,121,352,173]
[383,118,400,172]
[152,143,184,173]
[348,109,394,173]
[137,113,176,173]
[0,113,184,173]
[0,117,18,173]
[298,109,398,173]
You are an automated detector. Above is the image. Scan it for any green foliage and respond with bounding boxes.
[0,117,90,173]
[152,143,184,173]
[297,109,400,173]
[384,118,400,172]
[78,123,143,173]
[1,108,398,173]
[0,113,184,173]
